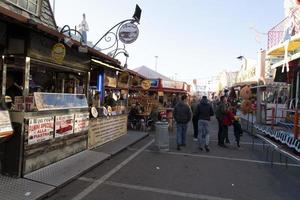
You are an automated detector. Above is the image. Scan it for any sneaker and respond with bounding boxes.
[225,140,230,144]
[205,145,210,152]
[177,145,181,151]
[193,138,198,141]
[198,147,203,151]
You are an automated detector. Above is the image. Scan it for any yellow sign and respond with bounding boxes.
[141,80,151,90]
[51,43,66,63]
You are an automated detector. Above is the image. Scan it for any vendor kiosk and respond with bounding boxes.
[88,59,128,149]
[0,26,90,176]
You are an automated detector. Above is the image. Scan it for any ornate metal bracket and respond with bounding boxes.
[60,25,84,43]
[92,5,141,64]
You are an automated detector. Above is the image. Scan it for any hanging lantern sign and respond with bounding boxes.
[119,23,139,44]
[141,80,151,90]
[51,43,66,63]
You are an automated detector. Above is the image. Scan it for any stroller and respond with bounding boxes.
[232,117,243,147]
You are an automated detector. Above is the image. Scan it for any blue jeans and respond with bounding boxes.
[176,123,188,146]
[198,120,209,147]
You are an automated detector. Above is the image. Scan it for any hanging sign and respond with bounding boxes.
[28,117,54,145]
[0,111,13,135]
[119,23,139,44]
[55,114,74,138]
[51,43,66,63]
[74,113,89,133]
[141,80,151,90]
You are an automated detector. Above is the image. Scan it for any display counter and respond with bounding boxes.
[6,93,89,175]
[88,114,127,149]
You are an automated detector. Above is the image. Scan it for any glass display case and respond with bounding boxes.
[34,92,88,111]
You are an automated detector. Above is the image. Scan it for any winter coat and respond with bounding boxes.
[195,98,214,121]
[215,102,228,120]
[173,101,192,124]
[223,110,234,126]
[190,101,198,116]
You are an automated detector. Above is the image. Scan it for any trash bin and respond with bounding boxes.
[155,121,169,151]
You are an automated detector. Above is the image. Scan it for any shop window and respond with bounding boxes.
[6,0,40,16]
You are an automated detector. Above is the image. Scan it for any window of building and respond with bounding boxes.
[6,0,40,16]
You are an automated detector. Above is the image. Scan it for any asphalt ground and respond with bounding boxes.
[44,118,300,200]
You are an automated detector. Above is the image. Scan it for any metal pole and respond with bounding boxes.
[23,57,30,96]
[296,71,299,109]
[1,56,6,96]
[52,0,56,16]
[155,56,158,72]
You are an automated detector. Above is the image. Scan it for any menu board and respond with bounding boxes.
[105,75,117,88]
[28,117,54,145]
[55,114,74,138]
[0,111,13,134]
[74,113,89,133]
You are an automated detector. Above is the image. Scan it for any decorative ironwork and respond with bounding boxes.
[60,25,84,43]
[93,5,141,64]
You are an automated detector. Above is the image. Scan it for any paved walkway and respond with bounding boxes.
[45,119,300,200]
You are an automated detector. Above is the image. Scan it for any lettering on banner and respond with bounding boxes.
[28,117,54,145]
[74,113,89,133]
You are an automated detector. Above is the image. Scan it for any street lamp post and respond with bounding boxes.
[155,56,158,72]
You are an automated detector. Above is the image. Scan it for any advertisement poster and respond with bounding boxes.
[28,117,54,145]
[0,111,13,134]
[55,115,74,138]
[74,113,89,133]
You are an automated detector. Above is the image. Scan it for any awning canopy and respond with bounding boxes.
[267,34,300,56]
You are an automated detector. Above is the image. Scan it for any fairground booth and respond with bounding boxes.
[0,0,121,177]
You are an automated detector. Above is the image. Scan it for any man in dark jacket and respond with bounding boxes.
[173,95,192,150]
[190,97,199,141]
[195,96,214,152]
[215,96,228,147]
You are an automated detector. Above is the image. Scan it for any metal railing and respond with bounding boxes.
[267,8,300,49]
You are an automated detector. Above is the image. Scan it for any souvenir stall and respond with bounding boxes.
[88,59,128,149]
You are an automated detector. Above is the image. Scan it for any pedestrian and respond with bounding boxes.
[222,107,235,146]
[173,94,192,151]
[195,96,214,152]
[232,116,243,147]
[215,96,229,147]
[191,97,199,141]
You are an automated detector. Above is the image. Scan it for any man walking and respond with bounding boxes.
[191,97,199,141]
[173,95,192,151]
[195,96,214,152]
[215,96,228,147]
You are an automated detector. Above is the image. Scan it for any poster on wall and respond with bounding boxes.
[74,113,89,133]
[28,117,54,145]
[55,114,74,138]
[0,111,13,134]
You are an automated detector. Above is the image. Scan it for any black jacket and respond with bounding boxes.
[173,101,192,123]
[195,99,214,121]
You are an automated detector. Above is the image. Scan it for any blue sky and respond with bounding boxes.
[52,0,284,82]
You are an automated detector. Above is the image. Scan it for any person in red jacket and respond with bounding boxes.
[222,107,235,145]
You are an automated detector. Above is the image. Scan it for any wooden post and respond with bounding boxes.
[294,109,299,139]
[271,107,275,129]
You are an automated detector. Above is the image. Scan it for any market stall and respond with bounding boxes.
[0,27,93,176]
[88,59,128,149]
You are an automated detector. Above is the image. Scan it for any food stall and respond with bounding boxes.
[88,59,128,149]
[0,27,93,177]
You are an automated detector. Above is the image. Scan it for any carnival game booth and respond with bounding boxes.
[88,59,128,149]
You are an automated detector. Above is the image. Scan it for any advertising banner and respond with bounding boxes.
[28,117,54,145]
[55,114,74,138]
[0,111,13,134]
[74,113,89,133]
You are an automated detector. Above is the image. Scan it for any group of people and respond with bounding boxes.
[173,95,243,151]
